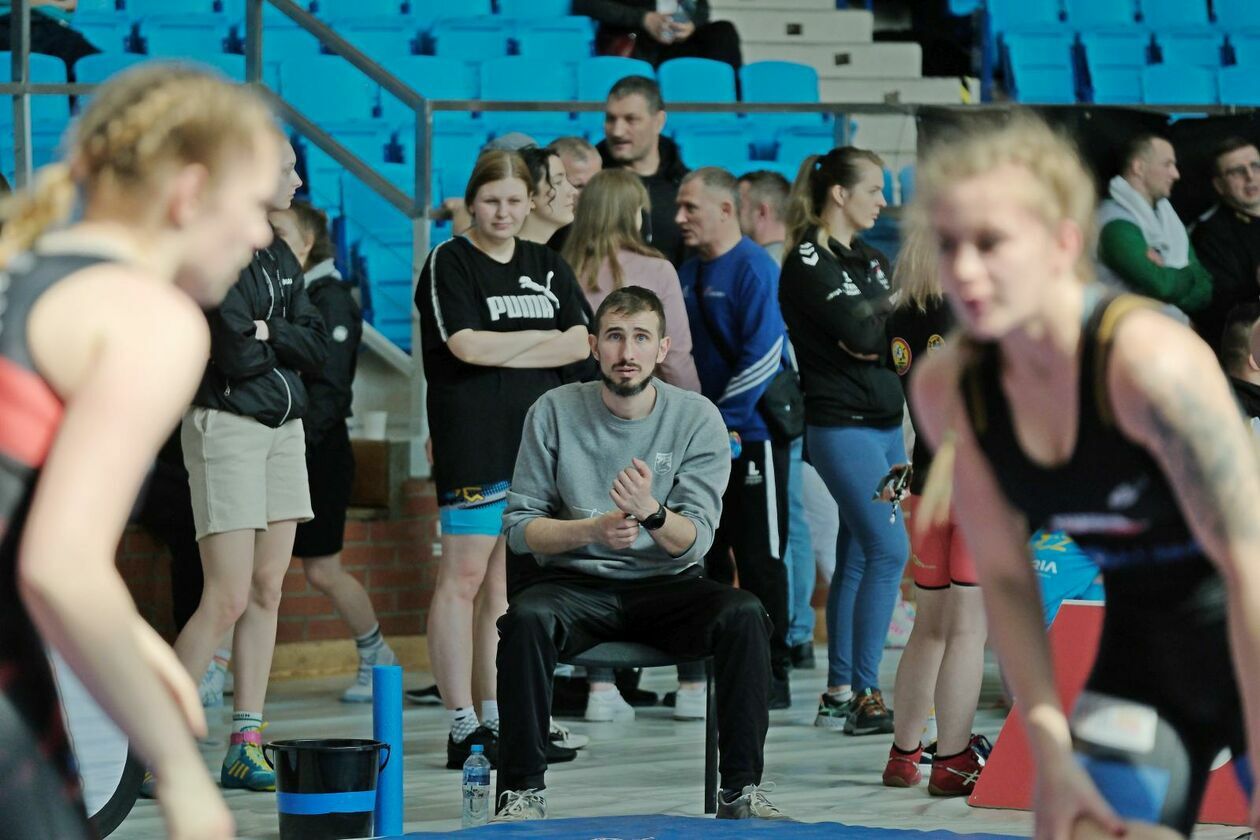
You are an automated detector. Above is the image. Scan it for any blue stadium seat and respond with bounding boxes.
[409,0,491,23]
[773,133,830,169]
[251,12,324,56]
[193,53,246,80]
[0,55,68,128]
[75,53,149,85]
[1141,0,1210,31]
[279,56,379,123]
[986,0,1060,32]
[898,165,915,205]
[1141,63,1217,103]
[498,0,570,17]
[516,19,594,60]
[313,0,404,17]
[479,56,576,140]
[430,19,511,59]
[1156,31,1224,66]
[739,61,828,149]
[381,56,479,129]
[673,127,754,173]
[575,56,653,133]
[330,18,419,58]
[658,57,737,131]
[1219,66,1260,105]
[139,15,233,57]
[1090,66,1143,102]
[1003,32,1077,101]
[122,0,214,14]
[1080,30,1150,68]
[299,126,398,205]
[1233,35,1260,66]
[1012,66,1077,102]
[1063,0,1136,29]
[1215,0,1260,31]
[74,16,135,54]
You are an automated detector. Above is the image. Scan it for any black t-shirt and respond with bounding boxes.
[887,297,953,494]
[1191,204,1260,355]
[779,229,904,428]
[415,236,589,495]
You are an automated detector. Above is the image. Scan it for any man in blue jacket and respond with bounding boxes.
[676,166,792,709]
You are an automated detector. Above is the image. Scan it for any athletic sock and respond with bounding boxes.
[232,711,263,735]
[449,706,478,742]
[480,700,499,732]
[212,648,232,672]
[354,624,385,656]
[827,687,854,703]
[891,743,920,756]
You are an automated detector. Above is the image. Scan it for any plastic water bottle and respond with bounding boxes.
[461,744,491,828]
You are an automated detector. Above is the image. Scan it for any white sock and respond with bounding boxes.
[828,687,854,702]
[212,648,232,671]
[449,706,478,742]
[481,700,499,728]
[232,711,262,734]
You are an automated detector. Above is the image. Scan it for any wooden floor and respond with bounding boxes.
[109,647,1241,840]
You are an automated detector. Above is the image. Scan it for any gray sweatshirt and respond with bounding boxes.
[503,380,730,579]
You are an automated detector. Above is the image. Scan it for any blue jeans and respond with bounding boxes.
[784,438,816,647]
[807,424,909,691]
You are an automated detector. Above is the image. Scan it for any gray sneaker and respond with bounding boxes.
[491,789,547,822]
[716,783,791,821]
[341,644,398,703]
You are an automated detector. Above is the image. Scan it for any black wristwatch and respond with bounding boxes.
[640,502,668,531]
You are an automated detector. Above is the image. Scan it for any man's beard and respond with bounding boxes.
[601,368,654,398]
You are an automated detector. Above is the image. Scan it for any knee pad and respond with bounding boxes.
[1070,691,1193,828]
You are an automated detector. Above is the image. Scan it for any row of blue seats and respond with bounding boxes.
[78,0,562,19]
[81,12,598,63]
[988,0,1260,33]
[1014,62,1257,104]
[1005,28,1260,102]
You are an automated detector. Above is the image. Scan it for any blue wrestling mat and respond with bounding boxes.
[389,815,1026,839]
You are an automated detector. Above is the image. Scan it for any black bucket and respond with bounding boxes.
[264,738,391,840]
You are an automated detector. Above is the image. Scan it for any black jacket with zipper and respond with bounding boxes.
[192,239,329,428]
[302,259,362,447]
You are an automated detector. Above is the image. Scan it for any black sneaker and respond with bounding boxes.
[405,684,442,706]
[769,674,791,710]
[813,691,851,730]
[545,739,578,764]
[446,726,498,769]
[614,669,659,707]
[789,642,816,670]
[844,688,894,735]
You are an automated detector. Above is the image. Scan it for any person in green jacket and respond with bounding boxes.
[1096,133,1213,318]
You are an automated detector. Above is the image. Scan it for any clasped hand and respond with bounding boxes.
[593,459,659,550]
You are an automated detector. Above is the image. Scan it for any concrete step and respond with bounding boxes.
[744,41,922,79]
[710,0,834,11]
[850,113,918,156]
[819,75,963,104]
[709,8,874,43]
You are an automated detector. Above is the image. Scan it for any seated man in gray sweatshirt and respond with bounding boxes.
[494,286,787,823]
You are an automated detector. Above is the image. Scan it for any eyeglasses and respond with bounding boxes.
[1221,161,1260,181]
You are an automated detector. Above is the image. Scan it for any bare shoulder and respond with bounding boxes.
[908,338,968,448]
[28,264,209,396]
[1106,306,1221,418]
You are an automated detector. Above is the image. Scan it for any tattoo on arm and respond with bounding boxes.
[1140,372,1260,551]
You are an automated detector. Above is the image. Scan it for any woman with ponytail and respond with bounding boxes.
[910,114,1260,838]
[0,62,280,839]
[779,146,906,738]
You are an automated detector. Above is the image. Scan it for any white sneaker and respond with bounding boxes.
[673,686,706,721]
[490,789,546,822]
[341,644,399,703]
[199,663,225,709]
[549,718,589,750]
[584,688,635,722]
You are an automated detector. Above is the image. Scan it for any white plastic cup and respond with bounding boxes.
[361,411,388,441]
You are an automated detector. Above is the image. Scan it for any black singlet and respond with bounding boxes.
[0,251,111,839]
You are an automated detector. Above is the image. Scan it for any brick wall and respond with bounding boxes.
[117,479,440,648]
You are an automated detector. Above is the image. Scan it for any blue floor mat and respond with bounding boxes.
[392,815,1026,838]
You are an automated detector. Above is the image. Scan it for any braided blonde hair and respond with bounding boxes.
[0,61,277,266]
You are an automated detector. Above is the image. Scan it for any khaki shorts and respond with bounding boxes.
[181,407,314,541]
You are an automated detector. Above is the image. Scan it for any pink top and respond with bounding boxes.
[583,249,702,393]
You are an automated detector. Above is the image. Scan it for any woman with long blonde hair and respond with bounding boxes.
[0,62,280,838]
[910,113,1260,838]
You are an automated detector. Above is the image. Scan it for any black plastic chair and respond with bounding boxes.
[564,642,719,814]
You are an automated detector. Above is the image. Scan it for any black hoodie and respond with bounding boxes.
[597,134,689,267]
[193,239,329,428]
